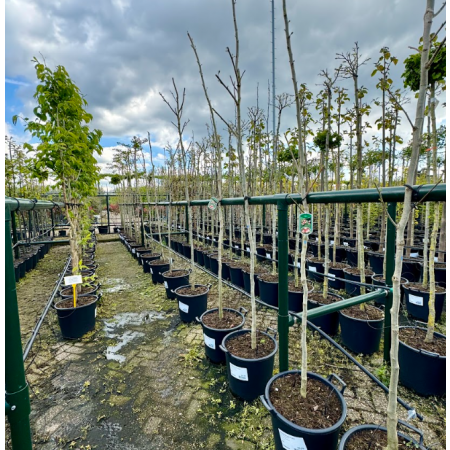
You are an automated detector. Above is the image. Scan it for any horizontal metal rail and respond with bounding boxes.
[5,197,64,211]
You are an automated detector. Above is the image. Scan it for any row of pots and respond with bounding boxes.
[54,240,100,339]
[14,243,52,282]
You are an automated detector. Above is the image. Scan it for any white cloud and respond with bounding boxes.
[5,78,30,86]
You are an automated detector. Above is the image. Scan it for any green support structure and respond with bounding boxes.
[262,204,266,233]
[5,205,33,450]
[140,205,145,246]
[50,208,55,238]
[11,210,19,259]
[384,202,397,362]
[185,204,189,244]
[106,191,110,234]
[277,200,289,372]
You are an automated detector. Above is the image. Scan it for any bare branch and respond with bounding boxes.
[426,36,446,69]
[387,88,416,131]
[434,2,446,17]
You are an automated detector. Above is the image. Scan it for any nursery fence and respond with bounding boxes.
[5,197,64,450]
[137,183,446,372]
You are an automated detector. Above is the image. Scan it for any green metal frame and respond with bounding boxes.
[139,183,446,371]
[5,197,64,450]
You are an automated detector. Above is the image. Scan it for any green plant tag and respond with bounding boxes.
[299,213,313,235]
[208,197,219,211]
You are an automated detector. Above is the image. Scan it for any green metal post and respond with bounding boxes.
[5,205,33,450]
[106,191,110,234]
[185,204,189,244]
[11,210,19,259]
[384,202,397,362]
[262,204,266,233]
[277,200,289,372]
[50,208,55,238]
[140,204,145,246]
[28,210,33,242]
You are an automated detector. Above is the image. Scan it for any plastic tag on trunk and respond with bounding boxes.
[278,429,307,450]
[203,333,216,349]
[409,294,423,306]
[179,301,189,313]
[164,281,168,288]
[229,362,248,381]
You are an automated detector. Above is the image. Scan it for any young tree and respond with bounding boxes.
[13,57,102,276]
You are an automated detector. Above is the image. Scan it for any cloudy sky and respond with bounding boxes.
[4,0,446,186]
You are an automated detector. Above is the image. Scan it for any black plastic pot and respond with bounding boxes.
[307,259,324,282]
[345,248,358,267]
[196,249,205,267]
[182,243,192,259]
[327,265,348,290]
[59,284,100,299]
[54,295,99,339]
[136,248,153,264]
[220,328,278,401]
[261,371,347,450]
[197,307,247,363]
[59,229,67,237]
[98,225,108,234]
[258,276,278,307]
[222,261,231,281]
[403,283,446,322]
[339,306,384,355]
[288,282,314,313]
[14,265,20,282]
[149,260,171,284]
[18,260,26,279]
[420,262,446,287]
[401,259,422,282]
[338,422,426,450]
[398,326,446,396]
[130,243,142,259]
[242,270,265,297]
[343,268,373,296]
[368,252,384,275]
[174,283,211,323]
[210,256,219,276]
[328,245,346,263]
[308,293,342,336]
[142,254,161,273]
[25,256,33,272]
[204,252,213,270]
[229,265,245,289]
[162,269,191,300]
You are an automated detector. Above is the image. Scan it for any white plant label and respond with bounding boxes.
[170,258,174,264]
[64,275,83,286]
[164,281,168,288]
[309,266,317,272]
[235,245,239,249]
[203,334,216,349]
[132,248,136,254]
[229,363,248,381]
[246,247,251,252]
[179,301,189,313]
[297,262,301,268]
[278,429,307,450]
[409,294,423,306]
[315,237,319,242]
[328,273,335,279]
[150,268,153,274]
[434,256,439,262]
[266,253,271,259]
[95,308,97,318]
[410,252,419,258]
[330,240,334,245]
[343,242,349,247]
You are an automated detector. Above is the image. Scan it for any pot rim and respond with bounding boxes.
[174,283,211,297]
[221,328,278,362]
[403,282,446,295]
[55,294,98,311]
[148,259,170,266]
[308,291,343,306]
[199,307,245,332]
[161,269,190,279]
[263,370,347,434]
[339,305,384,322]
[338,423,425,450]
[288,280,314,294]
[398,325,446,359]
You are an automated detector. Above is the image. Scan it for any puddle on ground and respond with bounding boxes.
[102,278,132,293]
[104,311,165,363]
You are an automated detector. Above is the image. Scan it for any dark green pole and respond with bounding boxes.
[140,204,145,246]
[28,210,33,242]
[185,204,189,244]
[50,208,55,238]
[277,200,289,372]
[262,204,266,233]
[5,205,33,450]
[383,202,397,362]
[106,191,110,234]
[11,210,19,259]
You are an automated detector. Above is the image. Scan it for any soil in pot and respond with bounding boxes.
[202,309,243,329]
[344,267,374,296]
[403,282,446,321]
[226,330,275,359]
[177,285,208,296]
[60,285,97,297]
[342,429,415,450]
[269,373,342,429]
[259,273,278,283]
[399,327,445,356]
[57,295,96,309]
[341,304,383,321]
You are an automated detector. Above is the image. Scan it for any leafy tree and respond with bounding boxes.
[13,57,102,275]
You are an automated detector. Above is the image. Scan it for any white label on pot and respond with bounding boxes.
[434,256,439,262]
[343,242,349,247]
[64,275,83,286]
[213,238,217,242]
[246,247,251,252]
[330,240,334,245]
[278,429,307,450]
[297,262,301,268]
[315,237,319,242]
[164,281,168,288]
[309,266,317,272]
[150,268,153,274]
[170,258,174,264]
[132,248,136,254]
[179,301,189,313]
[266,253,271,259]
[203,334,216,349]
[229,363,248,381]
[95,307,97,318]
[410,252,419,258]
[328,273,335,279]
[235,245,239,249]
[409,294,423,306]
